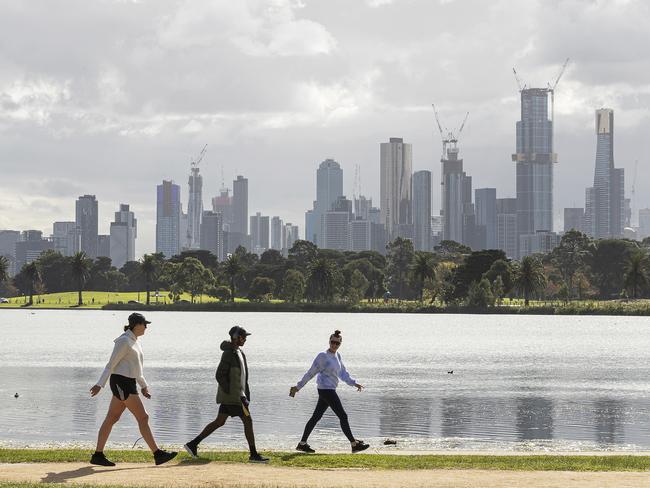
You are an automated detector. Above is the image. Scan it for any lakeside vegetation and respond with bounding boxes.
[2,231,650,315]
[2,448,650,472]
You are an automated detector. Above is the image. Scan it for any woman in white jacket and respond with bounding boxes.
[89,313,176,467]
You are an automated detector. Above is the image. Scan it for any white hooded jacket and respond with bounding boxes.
[96,329,148,389]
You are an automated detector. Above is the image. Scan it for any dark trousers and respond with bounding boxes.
[301,389,355,443]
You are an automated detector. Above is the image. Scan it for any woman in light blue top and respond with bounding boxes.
[289,330,369,454]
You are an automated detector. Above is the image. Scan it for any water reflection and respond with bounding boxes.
[516,397,554,440]
[594,399,625,445]
[441,397,474,438]
[379,395,432,437]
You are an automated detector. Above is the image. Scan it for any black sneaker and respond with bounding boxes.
[351,440,369,453]
[249,453,269,463]
[154,449,178,465]
[90,452,115,467]
[295,442,315,454]
[184,442,198,458]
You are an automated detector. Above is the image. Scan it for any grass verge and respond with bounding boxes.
[1,449,650,472]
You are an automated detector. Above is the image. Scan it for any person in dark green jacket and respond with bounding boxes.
[184,326,268,463]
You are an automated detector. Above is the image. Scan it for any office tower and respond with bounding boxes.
[229,175,249,251]
[496,198,517,259]
[624,198,632,228]
[249,212,269,254]
[584,109,625,239]
[110,204,137,268]
[350,219,371,251]
[271,216,283,251]
[512,88,556,250]
[0,230,21,276]
[564,208,585,233]
[75,195,98,258]
[322,211,350,251]
[354,196,372,221]
[282,223,299,254]
[51,222,80,257]
[380,138,412,241]
[97,235,110,258]
[187,164,203,249]
[305,209,316,244]
[475,188,497,250]
[156,180,181,258]
[15,230,54,271]
[440,138,472,244]
[639,209,650,239]
[307,159,344,246]
[200,211,224,261]
[368,207,381,225]
[519,230,560,257]
[212,187,233,229]
[431,216,443,247]
[413,171,432,251]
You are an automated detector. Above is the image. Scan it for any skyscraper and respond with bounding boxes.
[496,197,517,259]
[200,211,224,261]
[309,159,344,246]
[584,109,625,239]
[0,230,20,276]
[156,180,181,258]
[187,165,203,249]
[249,212,269,254]
[564,208,585,233]
[15,230,53,271]
[212,187,233,229]
[413,170,432,251]
[639,209,650,239]
[512,88,556,252]
[51,222,80,257]
[75,195,98,258]
[475,188,497,249]
[110,204,137,268]
[440,141,472,244]
[271,216,283,251]
[380,137,412,241]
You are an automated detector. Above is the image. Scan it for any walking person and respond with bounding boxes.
[290,330,369,454]
[89,313,177,467]
[184,326,268,463]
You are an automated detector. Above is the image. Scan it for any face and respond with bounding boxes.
[329,338,342,351]
[132,322,147,337]
[234,335,247,347]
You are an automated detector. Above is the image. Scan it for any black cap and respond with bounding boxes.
[229,326,251,338]
[128,312,151,326]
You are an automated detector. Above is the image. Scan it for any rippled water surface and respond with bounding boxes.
[1,310,650,452]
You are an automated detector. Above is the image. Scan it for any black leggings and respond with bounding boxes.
[301,389,355,443]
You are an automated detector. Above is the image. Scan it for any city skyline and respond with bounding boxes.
[1,1,650,257]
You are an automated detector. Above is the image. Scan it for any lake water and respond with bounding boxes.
[1,309,650,452]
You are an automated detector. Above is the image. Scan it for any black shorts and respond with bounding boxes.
[109,374,138,401]
[218,404,246,417]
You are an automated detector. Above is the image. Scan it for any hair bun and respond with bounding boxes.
[124,325,129,332]
[334,330,341,336]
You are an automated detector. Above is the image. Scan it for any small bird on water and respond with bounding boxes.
[447,370,454,374]
[14,393,19,398]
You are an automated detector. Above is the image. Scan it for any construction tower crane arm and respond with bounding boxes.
[512,67,525,91]
[549,57,570,91]
[457,111,469,136]
[432,104,446,138]
[191,144,208,168]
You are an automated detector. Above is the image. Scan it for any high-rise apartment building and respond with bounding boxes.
[441,140,472,244]
[249,212,269,254]
[349,219,371,251]
[564,208,585,233]
[413,171,432,251]
[354,196,372,221]
[322,211,350,251]
[271,216,283,251]
[282,223,299,254]
[156,180,181,258]
[98,235,110,258]
[475,188,497,249]
[380,138,412,241]
[307,159,344,246]
[110,204,137,268]
[187,166,203,249]
[512,88,556,251]
[212,188,233,230]
[496,197,517,259]
[51,222,80,257]
[230,175,249,251]
[200,211,224,261]
[75,195,98,258]
[584,109,625,239]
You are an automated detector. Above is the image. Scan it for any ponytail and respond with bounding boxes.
[124,325,132,332]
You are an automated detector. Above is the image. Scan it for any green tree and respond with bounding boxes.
[623,251,649,299]
[307,257,336,302]
[177,257,214,303]
[482,259,514,294]
[248,276,276,302]
[0,255,8,291]
[588,239,637,298]
[37,250,70,293]
[224,255,243,302]
[22,262,42,306]
[209,285,231,302]
[514,256,547,306]
[282,269,306,303]
[492,275,505,305]
[411,252,436,302]
[550,230,592,297]
[140,254,159,305]
[385,237,415,299]
[347,269,369,304]
[467,278,494,308]
[451,250,507,301]
[70,252,92,306]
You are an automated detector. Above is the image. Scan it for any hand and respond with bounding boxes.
[240,396,250,408]
[141,387,151,399]
[90,385,101,397]
[289,386,298,397]
[354,383,364,391]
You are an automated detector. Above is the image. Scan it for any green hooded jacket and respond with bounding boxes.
[215,340,251,405]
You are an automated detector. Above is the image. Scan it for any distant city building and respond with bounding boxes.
[306,159,344,246]
[0,230,21,276]
[368,206,381,225]
[51,221,80,257]
[354,196,372,221]
[187,165,203,249]
[519,230,560,257]
[232,176,249,235]
[349,219,371,251]
[513,88,556,253]
[584,109,625,239]
[431,216,443,248]
[475,188,497,249]
[75,195,98,258]
[271,216,283,251]
[212,187,233,228]
[564,208,585,234]
[97,235,110,258]
[200,211,224,261]
[380,138,412,241]
[15,230,54,271]
[639,209,650,239]
[322,211,350,251]
[440,137,472,245]
[156,180,181,258]
[370,222,387,254]
[110,204,137,268]
[413,171,432,251]
[282,223,299,254]
[496,197,517,259]
[249,212,269,254]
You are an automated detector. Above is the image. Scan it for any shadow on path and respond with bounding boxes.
[41,465,142,484]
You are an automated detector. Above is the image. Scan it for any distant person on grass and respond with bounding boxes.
[89,312,177,467]
[290,329,369,454]
[184,326,268,463]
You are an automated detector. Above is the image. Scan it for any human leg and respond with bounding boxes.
[300,393,329,443]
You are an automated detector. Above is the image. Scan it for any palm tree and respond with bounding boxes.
[223,255,242,302]
[23,262,41,306]
[0,255,9,288]
[514,256,547,306]
[411,253,435,302]
[140,254,157,305]
[307,258,335,302]
[70,252,91,306]
[624,251,648,299]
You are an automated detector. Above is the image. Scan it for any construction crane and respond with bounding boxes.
[432,104,469,158]
[512,67,526,92]
[548,57,570,123]
[190,144,208,169]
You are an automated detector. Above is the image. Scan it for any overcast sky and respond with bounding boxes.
[1,0,650,257]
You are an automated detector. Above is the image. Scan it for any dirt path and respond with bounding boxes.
[1,462,649,487]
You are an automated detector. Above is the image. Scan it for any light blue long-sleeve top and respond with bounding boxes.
[296,351,356,390]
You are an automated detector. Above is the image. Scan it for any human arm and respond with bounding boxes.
[215,352,231,392]
[293,353,326,392]
[338,354,360,388]
[94,338,129,390]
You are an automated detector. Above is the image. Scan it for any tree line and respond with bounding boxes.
[1,230,650,307]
